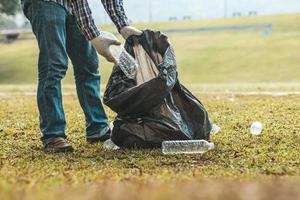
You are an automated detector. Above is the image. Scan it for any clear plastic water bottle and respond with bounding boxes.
[162,140,215,155]
[100,31,137,79]
[250,121,263,135]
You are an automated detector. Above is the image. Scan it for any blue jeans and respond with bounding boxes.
[24,0,109,140]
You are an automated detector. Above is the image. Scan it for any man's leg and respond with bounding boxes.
[28,0,73,151]
[65,15,110,142]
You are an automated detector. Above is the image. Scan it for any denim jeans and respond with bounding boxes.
[23,0,109,140]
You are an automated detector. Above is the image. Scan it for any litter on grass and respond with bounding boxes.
[250,121,263,135]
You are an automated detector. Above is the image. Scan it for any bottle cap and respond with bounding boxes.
[209,142,215,150]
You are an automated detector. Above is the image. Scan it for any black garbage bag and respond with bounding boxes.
[104,30,212,148]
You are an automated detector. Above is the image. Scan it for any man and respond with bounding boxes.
[21,0,142,152]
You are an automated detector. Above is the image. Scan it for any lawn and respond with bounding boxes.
[0,94,299,199]
[0,13,300,84]
[0,13,299,200]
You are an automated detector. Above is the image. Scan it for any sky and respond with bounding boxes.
[88,0,300,25]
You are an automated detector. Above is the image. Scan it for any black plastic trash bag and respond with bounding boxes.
[104,30,212,148]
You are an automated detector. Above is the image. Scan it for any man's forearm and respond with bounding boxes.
[101,0,129,32]
[69,0,141,64]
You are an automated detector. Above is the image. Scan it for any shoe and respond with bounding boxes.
[87,129,111,143]
[43,137,74,153]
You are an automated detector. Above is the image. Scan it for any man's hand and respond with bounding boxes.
[120,26,142,39]
[91,35,121,64]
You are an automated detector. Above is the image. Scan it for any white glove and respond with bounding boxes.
[120,26,142,39]
[91,34,121,64]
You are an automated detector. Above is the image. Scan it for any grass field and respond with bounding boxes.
[0,14,300,84]
[0,13,299,200]
[0,94,299,200]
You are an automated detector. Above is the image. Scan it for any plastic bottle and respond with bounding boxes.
[100,31,137,79]
[162,140,215,155]
[250,121,263,135]
[210,124,221,135]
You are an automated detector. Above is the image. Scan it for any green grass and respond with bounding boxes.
[0,13,300,84]
[1,83,300,94]
[0,13,299,199]
[0,94,299,199]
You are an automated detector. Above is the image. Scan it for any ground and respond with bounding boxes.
[0,13,300,200]
[0,92,299,199]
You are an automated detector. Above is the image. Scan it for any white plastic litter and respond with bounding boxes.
[250,121,263,135]
[210,124,221,135]
[103,139,120,150]
[162,140,214,155]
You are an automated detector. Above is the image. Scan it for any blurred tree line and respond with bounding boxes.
[0,0,19,15]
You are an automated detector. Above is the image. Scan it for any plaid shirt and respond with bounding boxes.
[71,0,129,40]
[27,0,129,40]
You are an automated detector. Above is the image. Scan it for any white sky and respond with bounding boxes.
[88,0,300,25]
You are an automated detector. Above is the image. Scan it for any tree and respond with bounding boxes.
[0,0,19,16]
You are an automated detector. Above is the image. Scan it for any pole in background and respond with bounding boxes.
[224,0,228,18]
